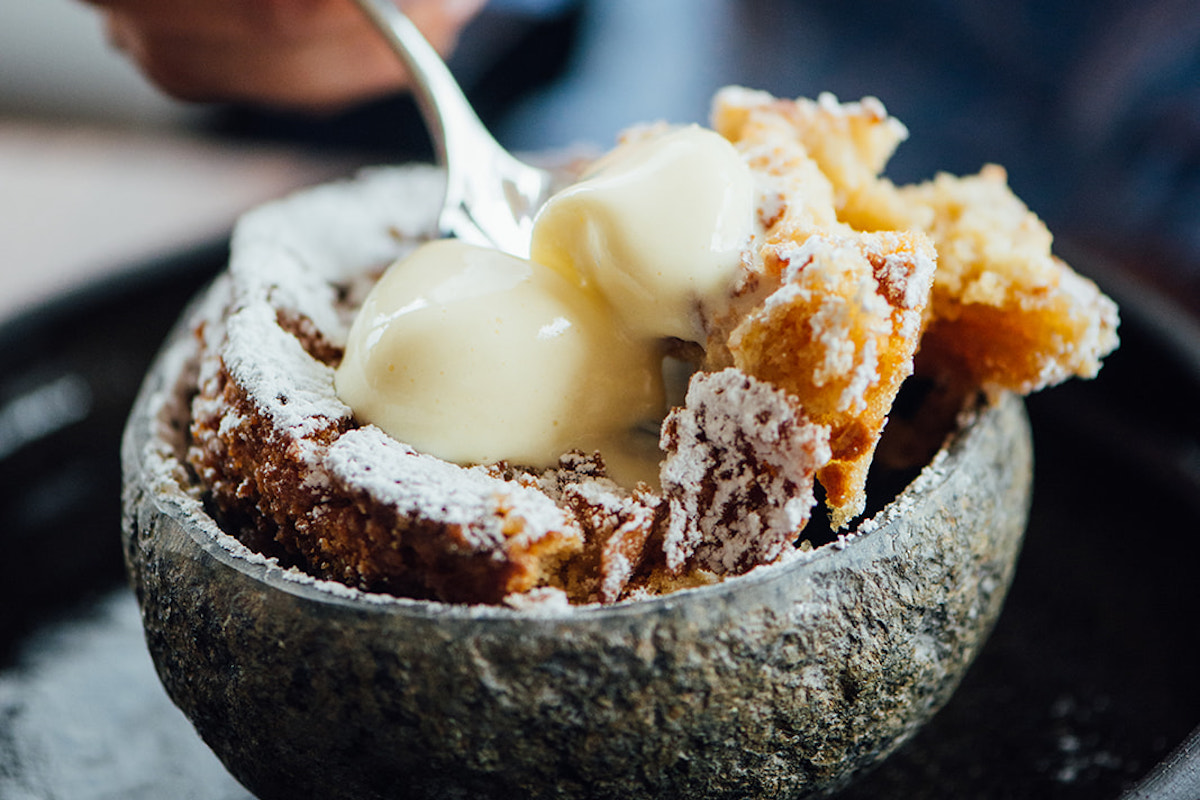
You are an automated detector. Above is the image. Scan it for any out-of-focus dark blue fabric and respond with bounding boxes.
[215,0,1200,305]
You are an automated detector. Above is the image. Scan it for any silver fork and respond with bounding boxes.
[352,0,555,258]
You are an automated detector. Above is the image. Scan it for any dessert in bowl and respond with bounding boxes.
[121,88,1117,799]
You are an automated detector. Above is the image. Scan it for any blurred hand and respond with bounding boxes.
[83,0,488,111]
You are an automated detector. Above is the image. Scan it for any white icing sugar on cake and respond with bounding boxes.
[325,427,578,554]
[660,369,831,574]
[221,302,352,440]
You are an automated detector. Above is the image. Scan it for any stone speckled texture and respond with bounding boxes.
[121,304,1031,800]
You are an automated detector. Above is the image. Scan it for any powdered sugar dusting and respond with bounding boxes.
[221,303,352,438]
[762,235,897,413]
[563,479,660,602]
[503,586,572,613]
[227,168,445,349]
[326,427,578,554]
[231,240,347,347]
[660,369,831,574]
[233,167,441,285]
[860,232,938,312]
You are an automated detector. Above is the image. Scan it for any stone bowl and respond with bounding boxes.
[120,169,1033,800]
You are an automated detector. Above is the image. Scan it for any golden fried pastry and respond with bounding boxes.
[715,86,1119,397]
[726,232,936,528]
[894,166,1119,394]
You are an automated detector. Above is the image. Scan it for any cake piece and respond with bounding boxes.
[659,369,831,575]
[188,283,586,605]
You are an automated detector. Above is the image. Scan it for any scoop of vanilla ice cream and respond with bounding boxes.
[531,125,754,343]
[336,125,756,486]
[335,239,664,483]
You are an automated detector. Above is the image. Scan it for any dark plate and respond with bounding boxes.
[0,240,1196,799]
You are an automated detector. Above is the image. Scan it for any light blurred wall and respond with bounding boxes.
[0,1,351,320]
[0,0,197,126]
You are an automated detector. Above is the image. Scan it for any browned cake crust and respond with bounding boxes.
[188,302,585,604]
[186,290,832,604]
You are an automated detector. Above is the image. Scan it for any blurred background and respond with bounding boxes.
[3,0,1198,320]
[0,1,352,320]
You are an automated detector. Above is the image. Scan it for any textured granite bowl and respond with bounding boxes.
[120,168,1033,800]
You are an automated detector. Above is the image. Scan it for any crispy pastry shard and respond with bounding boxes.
[708,88,937,527]
[712,87,908,194]
[726,233,936,528]
[713,86,910,228]
[891,166,1118,394]
[715,86,1119,397]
